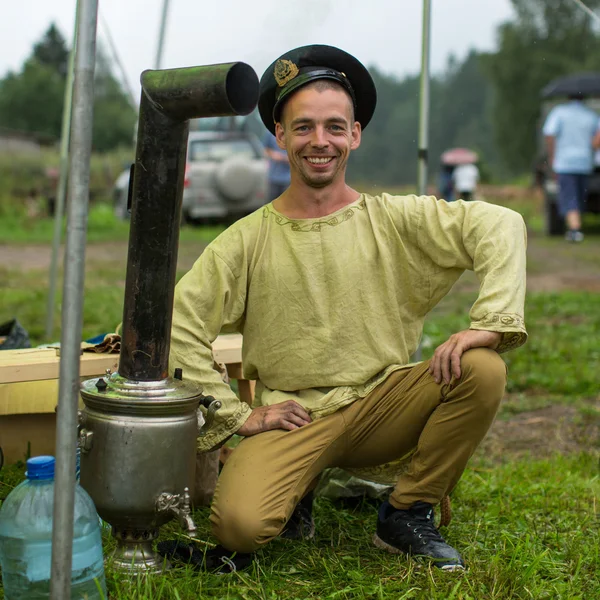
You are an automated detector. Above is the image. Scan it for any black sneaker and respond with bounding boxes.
[373,501,465,571]
[280,492,315,540]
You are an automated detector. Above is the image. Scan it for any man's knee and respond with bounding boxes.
[210,501,283,553]
[458,347,507,410]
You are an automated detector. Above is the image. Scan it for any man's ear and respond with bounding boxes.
[350,121,362,151]
[275,122,286,150]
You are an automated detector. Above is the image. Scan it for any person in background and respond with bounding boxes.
[451,162,479,202]
[263,130,290,200]
[543,93,599,243]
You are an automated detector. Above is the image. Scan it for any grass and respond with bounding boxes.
[420,289,600,398]
[0,202,226,244]
[1,453,598,599]
[1,191,599,598]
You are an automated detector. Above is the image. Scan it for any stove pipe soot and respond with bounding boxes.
[78,62,259,573]
[122,63,258,379]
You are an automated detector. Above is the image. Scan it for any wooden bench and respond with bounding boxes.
[0,334,253,465]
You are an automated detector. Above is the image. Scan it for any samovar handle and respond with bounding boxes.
[197,395,222,437]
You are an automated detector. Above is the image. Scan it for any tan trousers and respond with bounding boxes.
[211,348,506,552]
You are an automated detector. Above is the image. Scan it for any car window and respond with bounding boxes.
[188,139,258,162]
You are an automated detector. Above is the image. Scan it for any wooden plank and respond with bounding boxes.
[212,334,243,365]
[0,334,243,385]
[237,379,256,406]
[225,362,243,380]
[0,353,119,384]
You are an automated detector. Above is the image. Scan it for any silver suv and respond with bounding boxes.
[114,129,269,224]
[183,131,268,223]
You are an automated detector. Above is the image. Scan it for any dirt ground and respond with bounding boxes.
[479,402,599,460]
[2,212,599,461]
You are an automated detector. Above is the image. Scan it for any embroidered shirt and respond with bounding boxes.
[170,193,528,452]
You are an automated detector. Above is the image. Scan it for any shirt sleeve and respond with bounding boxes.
[543,107,560,137]
[170,245,252,451]
[413,196,528,353]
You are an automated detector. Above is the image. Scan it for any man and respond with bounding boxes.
[263,130,291,200]
[451,161,479,202]
[169,45,527,572]
[543,93,599,242]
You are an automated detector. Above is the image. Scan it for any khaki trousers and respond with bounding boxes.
[211,348,506,552]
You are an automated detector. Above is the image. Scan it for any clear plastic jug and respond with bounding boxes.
[0,455,107,599]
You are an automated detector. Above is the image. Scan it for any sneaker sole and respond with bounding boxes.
[372,534,465,572]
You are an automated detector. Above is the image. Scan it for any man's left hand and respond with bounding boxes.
[428,329,502,385]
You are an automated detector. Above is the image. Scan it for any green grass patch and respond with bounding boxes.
[0,202,226,244]
[421,289,600,398]
[1,453,597,599]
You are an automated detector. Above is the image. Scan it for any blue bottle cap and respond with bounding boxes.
[26,456,56,480]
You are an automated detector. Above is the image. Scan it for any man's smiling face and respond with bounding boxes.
[276,83,361,189]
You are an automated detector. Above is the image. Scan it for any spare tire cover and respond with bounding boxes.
[215,156,260,203]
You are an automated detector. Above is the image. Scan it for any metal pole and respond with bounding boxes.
[413,0,431,363]
[417,0,431,197]
[154,0,170,69]
[45,5,79,341]
[50,0,98,597]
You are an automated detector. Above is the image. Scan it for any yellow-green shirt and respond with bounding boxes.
[170,193,527,452]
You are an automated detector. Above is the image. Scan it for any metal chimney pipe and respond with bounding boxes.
[119,63,258,381]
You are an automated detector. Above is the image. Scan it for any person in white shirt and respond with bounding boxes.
[452,163,479,202]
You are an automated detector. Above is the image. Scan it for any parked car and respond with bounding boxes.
[114,129,269,224]
[538,73,600,235]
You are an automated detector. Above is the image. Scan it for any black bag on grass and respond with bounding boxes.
[0,319,31,350]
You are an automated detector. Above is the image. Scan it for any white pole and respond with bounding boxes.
[417,0,431,196]
[50,0,98,596]
[413,0,431,363]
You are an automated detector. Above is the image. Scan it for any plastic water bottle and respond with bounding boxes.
[0,456,107,599]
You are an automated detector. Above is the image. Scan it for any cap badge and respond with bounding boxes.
[274,59,299,87]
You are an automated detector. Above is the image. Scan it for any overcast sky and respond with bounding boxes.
[0,0,515,101]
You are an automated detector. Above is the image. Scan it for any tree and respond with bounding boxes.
[0,60,64,137]
[348,53,496,186]
[32,23,69,77]
[483,0,600,173]
[0,24,137,151]
[91,47,137,152]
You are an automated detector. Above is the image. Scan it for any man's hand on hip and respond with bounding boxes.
[236,400,312,437]
[429,329,502,385]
